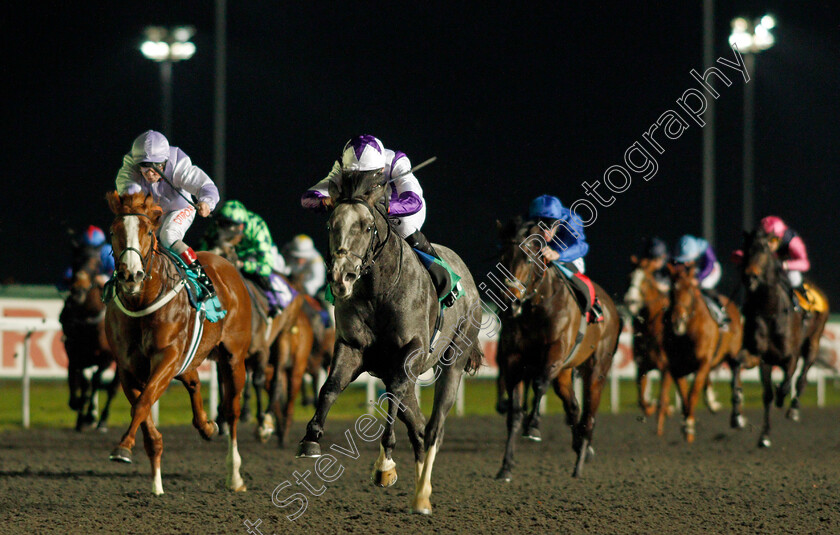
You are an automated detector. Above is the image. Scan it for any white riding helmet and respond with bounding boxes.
[131,130,170,164]
[288,234,318,259]
[341,135,386,171]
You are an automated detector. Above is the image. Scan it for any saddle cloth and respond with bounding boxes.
[795,283,827,313]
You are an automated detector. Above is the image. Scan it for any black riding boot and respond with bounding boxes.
[189,259,217,299]
[405,230,455,307]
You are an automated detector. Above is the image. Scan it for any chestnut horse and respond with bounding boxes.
[663,264,755,442]
[104,192,251,494]
[739,228,829,448]
[60,253,119,431]
[205,237,313,446]
[623,255,673,418]
[495,218,621,481]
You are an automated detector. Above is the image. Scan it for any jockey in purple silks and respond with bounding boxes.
[673,234,729,326]
[302,135,458,307]
[114,130,220,298]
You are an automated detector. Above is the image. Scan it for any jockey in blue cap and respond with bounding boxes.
[528,194,601,322]
[673,234,728,326]
[641,236,670,290]
[61,225,115,290]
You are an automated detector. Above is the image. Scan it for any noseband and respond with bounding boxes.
[328,198,392,276]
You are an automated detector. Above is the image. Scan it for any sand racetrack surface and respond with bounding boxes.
[1,407,838,534]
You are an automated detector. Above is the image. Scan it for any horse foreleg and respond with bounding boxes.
[371,380,407,488]
[251,359,273,443]
[775,358,796,409]
[240,368,253,424]
[220,354,247,492]
[758,361,774,448]
[413,362,463,515]
[140,415,164,495]
[656,371,674,436]
[297,343,363,458]
[179,369,218,440]
[553,368,579,427]
[728,358,747,429]
[109,374,141,463]
[98,368,120,431]
[396,388,426,494]
[683,363,713,444]
[572,359,607,478]
[84,368,106,428]
[117,367,173,453]
[495,375,524,483]
[636,365,655,417]
[495,366,509,415]
[279,356,307,447]
[522,375,548,442]
[789,344,818,422]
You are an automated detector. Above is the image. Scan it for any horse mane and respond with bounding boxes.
[331,169,388,207]
[106,191,163,223]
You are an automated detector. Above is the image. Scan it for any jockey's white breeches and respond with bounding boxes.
[158,205,196,249]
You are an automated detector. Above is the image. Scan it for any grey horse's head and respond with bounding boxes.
[326,169,389,299]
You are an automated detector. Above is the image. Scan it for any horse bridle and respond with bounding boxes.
[327,198,393,276]
[113,212,159,284]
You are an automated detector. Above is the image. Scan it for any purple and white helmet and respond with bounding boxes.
[341,135,386,171]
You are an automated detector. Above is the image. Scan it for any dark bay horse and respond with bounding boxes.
[495,218,621,481]
[739,228,829,448]
[296,171,482,515]
[60,257,119,431]
[104,192,252,494]
[663,264,753,442]
[205,236,313,446]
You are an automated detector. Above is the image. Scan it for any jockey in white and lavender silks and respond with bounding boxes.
[302,135,456,306]
[115,130,220,296]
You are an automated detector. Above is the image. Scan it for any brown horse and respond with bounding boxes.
[60,260,119,431]
[204,236,314,446]
[495,218,621,481]
[663,264,754,442]
[739,228,830,448]
[104,192,251,494]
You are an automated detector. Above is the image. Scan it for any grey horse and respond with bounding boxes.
[296,169,483,514]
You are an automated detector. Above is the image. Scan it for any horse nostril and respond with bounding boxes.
[135,271,145,281]
[344,272,357,283]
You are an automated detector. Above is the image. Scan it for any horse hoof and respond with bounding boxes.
[234,484,247,492]
[97,426,109,434]
[109,446,132,464]
[411,498,432,515]
[585,446,595,461]
[522,428,542,442]
[685,433,695,444]
[296,441,322,458]
[759,437,772,448]
[731,415,747,429]
[787,408,800,422]
[372,468,398,488]
[257,427,273,444]
[495,400,510,415]
[495,469,512,482]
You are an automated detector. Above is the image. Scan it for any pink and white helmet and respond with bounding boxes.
[760,216,788,238]
[341,135,386,171]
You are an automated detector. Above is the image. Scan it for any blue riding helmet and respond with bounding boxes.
[528,195,565,220]
[674,235,708,263]
[82,225,106,247]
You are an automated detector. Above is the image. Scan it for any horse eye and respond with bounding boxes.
[366,226,372,233]
[326,223,331,231]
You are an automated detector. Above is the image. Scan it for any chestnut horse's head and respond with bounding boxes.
[667,262,698,336]
[740,228,780,292]
[624,255,669,316]
[497,217,548,317]
[106,191,162,296]
[326,169,388,299]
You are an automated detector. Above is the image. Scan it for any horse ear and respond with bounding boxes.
[106,191,122,214]
[328,178,341,204]
[665,262,677,277]
[630,254,639,265]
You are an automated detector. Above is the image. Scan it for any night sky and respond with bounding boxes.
[5,2,840,305]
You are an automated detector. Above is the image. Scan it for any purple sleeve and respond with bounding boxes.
[301,191,329,212]
[698,247,717,280]
[388,191,423,216]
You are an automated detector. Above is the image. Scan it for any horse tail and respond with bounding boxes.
[463,345,483,376]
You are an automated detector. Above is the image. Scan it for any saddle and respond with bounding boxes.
[552,262,603,323]
[159,249,227,322]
